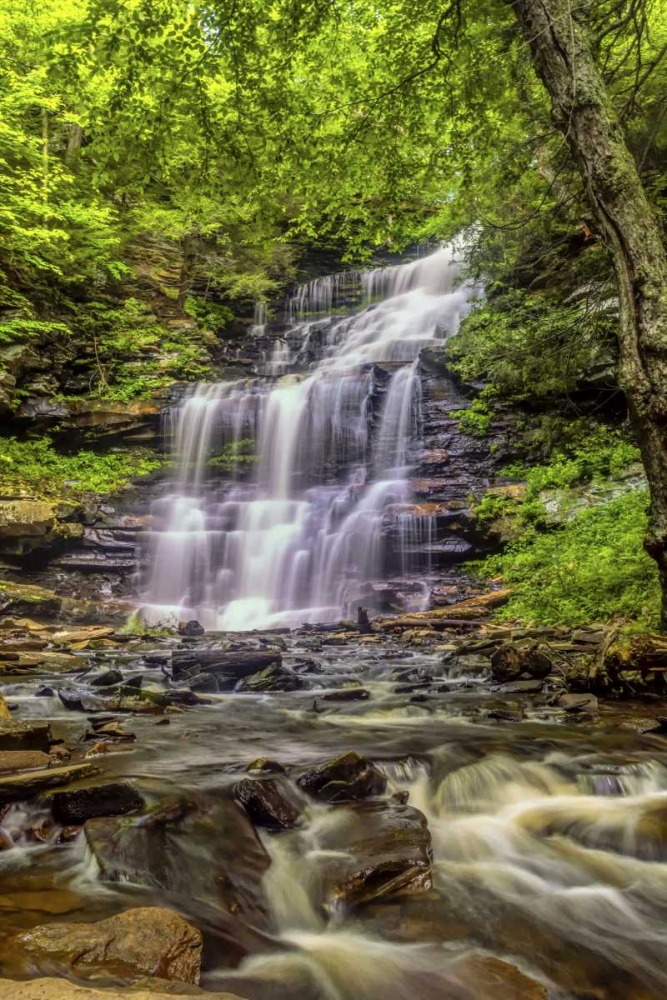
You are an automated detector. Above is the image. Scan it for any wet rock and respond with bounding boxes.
[5,907,202,984]
[0,762,101,806]
[486,708,524,722]
[321,688,371,702]
[90,668,123,687]
[558,692,599,713]
[0,750,51,772]
[51,625,115,645]
[187,670,220,693]
[0,721,52,752]
[0,980,244,1000]
[0,889,84,916]
[297,750,387,803]
[0,695,12,720]
[88,718,136,741]
[172,650,282,690]
[179,619,205,637]
[57,686,107,712]
[319,802,432,910]
[490,642,553,683]
[0,580,62,618]
[394,682,431,694]
[50,780,144,824]
[452,953,548,1000]
[496,679,544,694]
[85,794,271,960]
[234,777,302,831]
[0,498,80,556]
[291,657,323,674]
[246,758,286,774]
[238,662,306,693]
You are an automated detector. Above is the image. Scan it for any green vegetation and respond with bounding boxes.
[452,397,494,438]
[480,491,659,628]
[0,437,163,496]
[207,440,256,471]
[0,0,666,621]
[470,427,656,626]
[72,299,215,402]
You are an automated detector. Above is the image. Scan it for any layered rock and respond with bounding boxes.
[3,907,203,984]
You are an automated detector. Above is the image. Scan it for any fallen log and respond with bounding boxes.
[374,588,512,630]
[377,618,481,632]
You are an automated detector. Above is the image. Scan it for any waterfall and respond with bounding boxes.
[141,245,473,630]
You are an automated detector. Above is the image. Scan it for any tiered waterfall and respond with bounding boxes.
[141,245,472,630]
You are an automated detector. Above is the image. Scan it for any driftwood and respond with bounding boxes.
[374,589,512,631]
[377,618,481,633]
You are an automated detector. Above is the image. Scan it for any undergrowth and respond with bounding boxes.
[0,436,163,496]
[470,424,658,627]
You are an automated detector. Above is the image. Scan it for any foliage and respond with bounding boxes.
[206,439,256,470]
[506,423,641,498]
[69,298,214,401]
[471,491,517,522]
[470,423,653,625]
[447,279,617,403]
[0,436,163,496]
[477,490,660,627]
[452,397,493,437]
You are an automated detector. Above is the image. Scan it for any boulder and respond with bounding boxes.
[50,780,144,824]
[0,720,51,751]
[238,663,306,693]
[321,688,370,702]
[84,794,271,961]
[234,777,301,831]
[0,580,62,618]
[490,642,553,683]
[0,750,51,772]
[297,750,387,803]
[90,668,123,687]
[452,954,548,1000]
[0,762,101,806]
[558,692,599,714]
[179,619,205,636]
[0,979,244,1000]
[5,907,202,984]
[318,801,432,911]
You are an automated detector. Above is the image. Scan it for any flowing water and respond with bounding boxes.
[3,634,667,1000]
[141,245,473,631]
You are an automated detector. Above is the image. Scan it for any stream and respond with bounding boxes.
[2,632,667,999]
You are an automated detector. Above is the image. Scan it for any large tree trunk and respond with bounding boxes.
[509,0,667,625]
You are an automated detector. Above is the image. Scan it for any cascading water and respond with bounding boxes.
[141,245,473,630]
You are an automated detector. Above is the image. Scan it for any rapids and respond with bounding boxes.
[141,246,473,631]
[3,632,667,999]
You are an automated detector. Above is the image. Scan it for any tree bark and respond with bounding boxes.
[509,0,667,625]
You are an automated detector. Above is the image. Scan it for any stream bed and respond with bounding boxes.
[1,624,667,1000]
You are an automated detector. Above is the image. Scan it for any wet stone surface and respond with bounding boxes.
[0,617,667,999]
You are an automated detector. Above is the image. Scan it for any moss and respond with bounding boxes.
[452,398,493,437]
[0,437,163,497]
[471,490,659,628]
[468,424,657,627]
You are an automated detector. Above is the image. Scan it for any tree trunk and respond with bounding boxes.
[509,0,667,625]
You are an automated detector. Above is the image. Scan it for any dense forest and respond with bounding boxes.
[2,0,667,628]
[2,5,667,1000]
